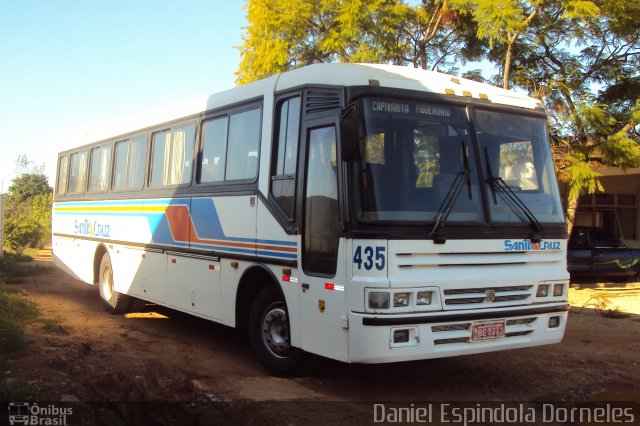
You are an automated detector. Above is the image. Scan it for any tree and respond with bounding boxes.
[2,156,53,253]
[386,1,485,72]
[7,173,52,204]
[449,0,541,89]
[236,0,485,85]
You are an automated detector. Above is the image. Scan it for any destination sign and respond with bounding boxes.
[363,98,464,123]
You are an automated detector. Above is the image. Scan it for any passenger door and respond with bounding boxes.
[297,120,349,361]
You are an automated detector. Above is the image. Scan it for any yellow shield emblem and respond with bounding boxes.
[318,300,326,313]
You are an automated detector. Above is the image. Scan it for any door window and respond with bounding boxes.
[303,126,339,275]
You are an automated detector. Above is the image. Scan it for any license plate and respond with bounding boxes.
[471,320,505,342]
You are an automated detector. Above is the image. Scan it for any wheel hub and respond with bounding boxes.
[262,305,293,358]
[101,266,113,300]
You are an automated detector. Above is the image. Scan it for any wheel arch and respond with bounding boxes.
[235,264,283,330]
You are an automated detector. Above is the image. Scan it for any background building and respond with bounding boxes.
[572,168,640,248]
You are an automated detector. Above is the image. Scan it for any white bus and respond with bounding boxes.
[53,63,569,375]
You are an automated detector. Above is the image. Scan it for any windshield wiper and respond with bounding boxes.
[483,147,543,242]
[428,141,472,244]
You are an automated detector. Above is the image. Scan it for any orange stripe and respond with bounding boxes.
[164,205,296,253]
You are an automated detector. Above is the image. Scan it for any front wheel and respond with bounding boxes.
[98,253,132,314]
[248,286,308,376]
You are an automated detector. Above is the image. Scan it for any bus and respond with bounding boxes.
[53,63,569,375]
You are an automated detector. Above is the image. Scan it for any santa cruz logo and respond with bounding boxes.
[74,219,111,238]
[504,239,561,251]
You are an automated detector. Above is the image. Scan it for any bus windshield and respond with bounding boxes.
[352,97,565,226]
[475,109,564,225]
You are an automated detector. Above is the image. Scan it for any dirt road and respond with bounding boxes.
[3,258,640,424]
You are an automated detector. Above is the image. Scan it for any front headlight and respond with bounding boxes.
[553,283,564,297]
[369,292,390,309]
[365,287,441,312]
[536,284,549,297]
[416,291,433,305]
[393,292,410,307]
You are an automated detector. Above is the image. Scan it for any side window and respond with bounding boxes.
[271,97,301,219]
[88,146,112,192]
[150,124,195,187]
[56,156,69,196]
[198,107,261,184]
[113,136,147,191]
[226,109,261,181]
[303,125,339,275]
[68,151,88,194]
[200,117,228,183]
[129,136,147,189]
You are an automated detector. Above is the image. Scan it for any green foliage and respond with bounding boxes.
[562,0,600,19]
[7,173,52,204]
[601,132,640,169]
[3,218,43,255]
[0,255,18,282]
[236,0,404,84]
[3,156,53,253]
[557,157,603,204]
[236,0,485,84]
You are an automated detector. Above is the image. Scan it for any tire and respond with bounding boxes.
[248,286,308,376]
[98,253,132,314]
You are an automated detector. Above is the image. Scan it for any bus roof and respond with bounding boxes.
[63,63,543,150]
[272,63,543,110]
[205,63,542,111]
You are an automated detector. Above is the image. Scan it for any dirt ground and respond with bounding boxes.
[2,254,640,424]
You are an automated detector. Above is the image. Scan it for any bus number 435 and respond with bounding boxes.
[353,246,386,271]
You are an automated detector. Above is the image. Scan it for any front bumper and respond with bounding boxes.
[348,304,569,364]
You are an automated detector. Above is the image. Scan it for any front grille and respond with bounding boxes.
[442,285,533,309]
[434,337,469,345]
[431,324,470,332]
[505,330,534,337]
[506,317,536,326]
[444,286,532,295]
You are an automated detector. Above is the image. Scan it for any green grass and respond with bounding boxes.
[0,253,47,283]
[0,257,50,399]
[0,281,41,395]
[0,285,39,321]
[40,318,66,334]
[0,285,38,368]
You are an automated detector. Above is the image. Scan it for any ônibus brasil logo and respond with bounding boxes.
[8,402,73,425]
[504,239,561,251]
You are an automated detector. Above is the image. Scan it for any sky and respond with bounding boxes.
[0,0,246,192]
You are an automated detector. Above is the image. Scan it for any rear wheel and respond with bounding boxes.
[248,286,308,376]
[98,253,131,314]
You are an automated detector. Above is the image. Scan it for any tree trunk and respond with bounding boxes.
[503,42,513,90]
[565,194,578,236]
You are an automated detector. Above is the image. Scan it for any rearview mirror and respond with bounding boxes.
[340,102,362,162]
